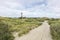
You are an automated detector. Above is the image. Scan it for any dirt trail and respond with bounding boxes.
[14,21,52,40]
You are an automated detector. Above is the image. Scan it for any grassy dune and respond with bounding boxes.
[1,17,60,40]
[0,17,46,40]
[0,21,14,40]
[48,19,60,40]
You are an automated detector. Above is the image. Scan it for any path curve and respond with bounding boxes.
[14,21,52,40]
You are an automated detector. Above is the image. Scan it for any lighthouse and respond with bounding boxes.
[21,12,23,19]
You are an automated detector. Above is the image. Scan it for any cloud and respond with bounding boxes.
[47,0,60,13]
[0,0,60,18]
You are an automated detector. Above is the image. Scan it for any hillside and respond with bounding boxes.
[0,17,60,40]
[0,17,45,40]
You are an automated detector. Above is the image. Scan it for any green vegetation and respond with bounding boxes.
[0,17,46,40]
[0,21,14,40]
[48,18,60,40]
[1,16,60,40]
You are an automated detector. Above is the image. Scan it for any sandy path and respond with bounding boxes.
[14,21,52,40]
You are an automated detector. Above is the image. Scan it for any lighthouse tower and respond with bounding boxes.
[21,12,23,19]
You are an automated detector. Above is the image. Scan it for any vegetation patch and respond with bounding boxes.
[0,21,14,40]
[48,19,60,40]
[0,17,45,40]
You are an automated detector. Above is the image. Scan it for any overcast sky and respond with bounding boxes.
[0,0,60,18]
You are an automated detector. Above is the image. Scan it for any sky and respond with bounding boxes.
[0,0,60,18]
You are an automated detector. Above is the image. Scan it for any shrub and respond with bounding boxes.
[0,21,14,40]
[49,20,60,40]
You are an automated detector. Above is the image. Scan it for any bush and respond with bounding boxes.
[0,21,14,40]
[49,20,60,40]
